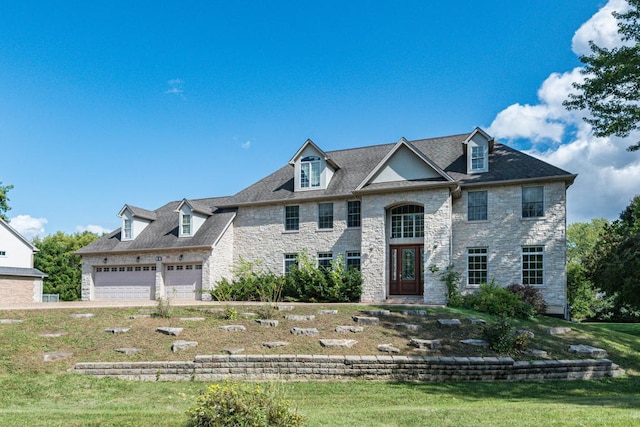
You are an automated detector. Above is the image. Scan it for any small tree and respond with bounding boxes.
[0,182,13,223]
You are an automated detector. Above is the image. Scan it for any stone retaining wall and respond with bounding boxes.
[74,355,623,382]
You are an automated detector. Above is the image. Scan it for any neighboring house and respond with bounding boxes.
[77,128,576,315]
[0,219,46,304]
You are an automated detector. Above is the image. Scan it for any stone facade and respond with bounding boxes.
[0,276,42,304]
[451,181,568,314]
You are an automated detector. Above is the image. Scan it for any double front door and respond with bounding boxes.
[389,244,424,295]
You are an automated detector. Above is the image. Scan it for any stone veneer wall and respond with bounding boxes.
[360,188,451,303]
[232,201,361,277]
[74,355,622,382]
[208,221,234,296]
[0,276,42,303]
[451,181,568,314]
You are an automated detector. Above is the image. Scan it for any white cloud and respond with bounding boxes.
[165,78,185,96]
[241,140,251,150]
[9,215,47,241]
[75,224,111,235]
[488,0,640,224]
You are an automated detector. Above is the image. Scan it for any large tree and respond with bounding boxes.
[587,195,640,311]
[33,231,100,301]
[564,0,640,152]
[0,182,13,222]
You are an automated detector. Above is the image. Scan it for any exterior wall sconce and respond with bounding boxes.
[136,256,140,263]
[179,254,183,261]
[156,256,162,262]
[103,258,108,264]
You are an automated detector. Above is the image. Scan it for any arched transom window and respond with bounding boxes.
[391,205,424,239]
[301,156,321,188]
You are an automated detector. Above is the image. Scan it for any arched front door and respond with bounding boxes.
[388,204,425,296]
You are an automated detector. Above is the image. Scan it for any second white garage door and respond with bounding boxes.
[94,266,156,299]
[164,264,202,299]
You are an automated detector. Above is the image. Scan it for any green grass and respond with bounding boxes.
[0,304,639,426]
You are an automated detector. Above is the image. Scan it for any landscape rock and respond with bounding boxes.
[223,347,245,355]
[256,319,279,327]
[336,325,364,333]
[466,317,487,325]
[128,315,151,319]
[179,317,205,322]
[318,309,338,315]
[70,313,94,319]
[544,327,572,335]
[156,327,183,336]
[460,339,490,347]
[285,314,315,321]
[241,312,257,318]
[115,348,142,355]
[172,340,198,352]
[568,344,608,358]
[39,332,67,338]
[516,329,535,339]
[219,325,246,332]
[277,305,294,311]
[104,327,130,334]
[437,319,462,327]
[291,327,319,336]
[43,352,73,361]
[378,343,400,353]
[352,316,379,325]
[362,309,390,316]
[395,323,421,331]
[401,310,427,316]
[320,339,358,348]
[0,319,24,324]
[262,341,289,348]
[408,338,441,350]
[526,349,548,357]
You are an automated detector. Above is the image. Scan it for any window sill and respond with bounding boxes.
[346,226,361,230]
[521,216,546,221]
[316,228,334,232]
[282,230,300,234]
[466,220,489,224]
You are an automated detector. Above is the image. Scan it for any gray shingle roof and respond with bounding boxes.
[0,267,47,278]
[77,197,234,254]
[220,131,574,206]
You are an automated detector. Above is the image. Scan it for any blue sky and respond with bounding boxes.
[2,0,639,239]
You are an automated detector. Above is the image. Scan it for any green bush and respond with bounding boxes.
[463,281,534,319]
[186,381,305,427]
[483,318,529,355]
[506,284,547,314]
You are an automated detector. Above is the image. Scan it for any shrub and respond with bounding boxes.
[186,381,305,427]
[483,318,530,355]
[506,284,547,314]
[437,265,463,307]
[153,297,172,318]
[462,281,534,319]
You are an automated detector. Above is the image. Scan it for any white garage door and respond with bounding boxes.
[94,265,156,299]
[164,264,202,299]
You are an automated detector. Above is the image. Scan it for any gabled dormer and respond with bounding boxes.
[289,139,340,192]
[355,137,454,190]
[175,199,212,237]
[463,127,494,174]
[118,205,157,241]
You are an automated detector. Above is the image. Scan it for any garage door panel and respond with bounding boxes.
[165,264,202,300]
[94,266,155,300]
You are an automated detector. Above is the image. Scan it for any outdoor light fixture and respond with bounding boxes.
[179,254,183,261]
[103,258,108,264]
[156,256,162,262]
[136,256,140,262]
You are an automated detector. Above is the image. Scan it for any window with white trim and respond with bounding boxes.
[471,145,486,171]
[284,206,299,231]
[468,191,488,221]
[391,205,424,238]
[284,253,297,274]
[522,186,544,218]
[318,252,333,270]
[182,214,192,235]
[346,251,361,271]
[0,250,6,257]
[318,203,333,229]
[467,248,487,286]
[301,156,321,188]
[522,246,544,286]
[124,219,132,239]
[347,201,361,228]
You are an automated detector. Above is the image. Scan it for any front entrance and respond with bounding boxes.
[389,245,424,295]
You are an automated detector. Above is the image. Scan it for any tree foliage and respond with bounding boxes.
[587,195,640,312]
[564,0,640,151]
[33,231,100,301]
[0,181,14,223]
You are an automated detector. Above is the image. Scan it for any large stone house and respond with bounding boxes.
[0,218,46,304]
[77,128,576,314]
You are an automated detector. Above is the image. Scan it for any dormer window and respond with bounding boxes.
[464,127,492,174]
[124,219,132,240]
[471,146,486,171]
[181,214,192,236]
[301,156,321,188]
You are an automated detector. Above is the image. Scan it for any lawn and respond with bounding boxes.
[0,303,639,426]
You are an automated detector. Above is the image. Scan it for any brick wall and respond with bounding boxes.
[74,355,623,382]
